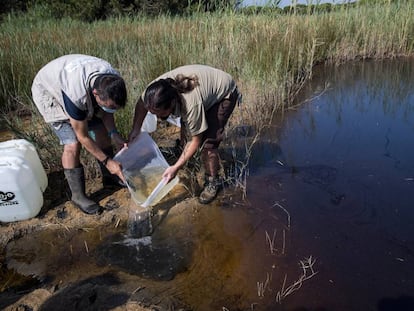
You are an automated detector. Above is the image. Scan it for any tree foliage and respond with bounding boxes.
[1,0,240,21]
[0,0,27,16]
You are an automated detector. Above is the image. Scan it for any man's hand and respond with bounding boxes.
[105,158,125,182]
[162,166,179,183]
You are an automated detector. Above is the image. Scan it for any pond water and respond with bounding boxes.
[246,57,414,310]
[1,58,414,311]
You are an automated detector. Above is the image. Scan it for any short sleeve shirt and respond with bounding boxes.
[142,64,236,136]
[32,54,119,123]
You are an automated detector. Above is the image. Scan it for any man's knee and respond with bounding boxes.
[63,142,81,158]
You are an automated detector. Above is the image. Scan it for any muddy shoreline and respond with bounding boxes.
[0,165,197,310]
[0,121,242,310]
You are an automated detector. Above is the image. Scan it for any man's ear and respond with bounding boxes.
[92,89,99,96]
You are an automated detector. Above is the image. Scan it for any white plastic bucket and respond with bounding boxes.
[0,156,43,222]
[114,132,179,207]
[0,139,48,192]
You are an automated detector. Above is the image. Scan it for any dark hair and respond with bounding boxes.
[144,74,199,111]
[93,74,127,108]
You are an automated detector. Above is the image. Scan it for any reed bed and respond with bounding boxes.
[1,1,413,172]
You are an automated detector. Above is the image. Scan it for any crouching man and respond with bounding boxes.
[32,54,127,214]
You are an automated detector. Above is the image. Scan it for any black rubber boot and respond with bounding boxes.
[64,167,101,215]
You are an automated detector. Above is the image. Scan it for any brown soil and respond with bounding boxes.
[0,164,201,311]
[0,124,197,310]
[0,118,241,310]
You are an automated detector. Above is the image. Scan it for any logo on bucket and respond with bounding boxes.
[0,191,18,206]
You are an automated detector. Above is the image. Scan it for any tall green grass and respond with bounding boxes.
[1,1,413,171]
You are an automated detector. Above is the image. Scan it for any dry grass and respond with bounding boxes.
[276,256,318,303]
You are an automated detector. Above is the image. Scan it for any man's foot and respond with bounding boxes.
[72,199,102,215]
[64,167,103,215]
[198,176,221,204]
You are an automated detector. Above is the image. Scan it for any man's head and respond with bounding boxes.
[93,74,127,113]
[144,79,179,120]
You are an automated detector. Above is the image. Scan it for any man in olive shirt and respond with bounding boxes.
[129,64,241,204]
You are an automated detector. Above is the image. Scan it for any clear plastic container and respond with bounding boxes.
[114,132,179,207]
[0,139,48,192]
[0,156,43,222]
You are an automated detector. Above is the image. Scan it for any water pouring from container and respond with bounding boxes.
[114,132,179,237]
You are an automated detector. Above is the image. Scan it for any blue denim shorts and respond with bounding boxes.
[50,118,103,145]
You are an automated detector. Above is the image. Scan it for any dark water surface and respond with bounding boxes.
[247,58,414,310]
[2,58,414,311]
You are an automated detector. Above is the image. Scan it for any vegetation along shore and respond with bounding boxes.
[0,0,413,309]
[1,0,413,182]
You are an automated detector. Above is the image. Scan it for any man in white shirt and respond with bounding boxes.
[32,54,127,214]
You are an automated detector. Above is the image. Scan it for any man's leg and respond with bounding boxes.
[61,141,81,169]
[198,90,237,204]
[51,121,101,214]
[199,148,222,204]
[88,120,123,188]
